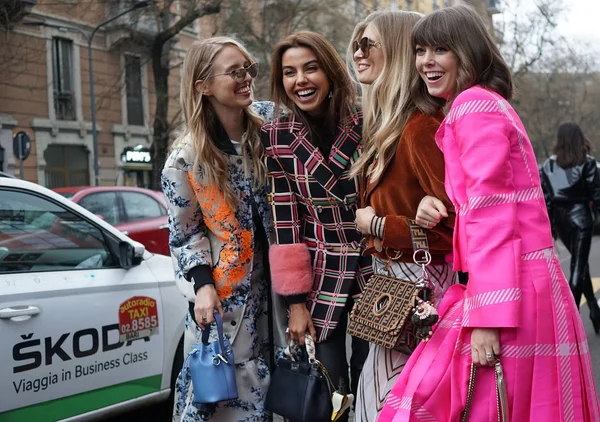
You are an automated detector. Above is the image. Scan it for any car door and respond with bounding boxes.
[119,191,170,256]
[0,187,165,421]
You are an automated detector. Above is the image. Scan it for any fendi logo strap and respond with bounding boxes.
[408,219,431,267]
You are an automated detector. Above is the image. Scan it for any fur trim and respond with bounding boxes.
[269,243,314,296]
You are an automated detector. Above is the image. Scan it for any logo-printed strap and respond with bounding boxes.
[408,219,431,267]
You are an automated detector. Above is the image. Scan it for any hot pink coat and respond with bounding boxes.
[378,86,600,422]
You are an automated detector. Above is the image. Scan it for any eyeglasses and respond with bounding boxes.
[205,62,258,84]
[352,37,381,59]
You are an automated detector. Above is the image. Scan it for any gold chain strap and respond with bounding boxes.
[461,358,509,422]
[460,363,477,422]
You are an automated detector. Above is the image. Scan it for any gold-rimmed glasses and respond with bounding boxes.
[205,62,258,84]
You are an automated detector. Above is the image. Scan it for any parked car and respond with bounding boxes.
[0,177,186,421]
[53,186,170,256]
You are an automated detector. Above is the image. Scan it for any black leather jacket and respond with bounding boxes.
[540,155,600,230]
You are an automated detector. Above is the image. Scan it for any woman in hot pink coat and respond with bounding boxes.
[379,5,600,422]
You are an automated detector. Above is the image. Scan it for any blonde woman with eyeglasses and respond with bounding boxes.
[162,37,286,422]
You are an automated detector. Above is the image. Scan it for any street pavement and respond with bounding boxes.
[111,237,600,421]
[556,236,600,395]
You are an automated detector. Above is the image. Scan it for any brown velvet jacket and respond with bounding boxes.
[361,110,455,265]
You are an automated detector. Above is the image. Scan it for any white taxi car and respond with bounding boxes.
[0,177,186,421]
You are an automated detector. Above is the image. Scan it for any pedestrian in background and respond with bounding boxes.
[379,5,600,421]
[347,11,456,422]
[162,37,286,422]
[540,122,600,333]
[262,31,371,421]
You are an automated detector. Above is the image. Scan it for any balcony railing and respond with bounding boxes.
[54,91,76,121]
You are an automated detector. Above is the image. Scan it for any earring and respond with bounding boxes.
[328,89,333,99]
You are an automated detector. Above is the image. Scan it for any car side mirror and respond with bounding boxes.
[119,241,135,269]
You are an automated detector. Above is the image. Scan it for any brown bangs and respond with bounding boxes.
[411,11,451,50]
[411,5,513,101]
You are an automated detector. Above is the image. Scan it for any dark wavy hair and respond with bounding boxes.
[270,31,357,132]
[411,4,513,101]
[553,122,592,168]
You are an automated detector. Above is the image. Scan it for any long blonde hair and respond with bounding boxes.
[347,11,443,182]
[174,37,266,207]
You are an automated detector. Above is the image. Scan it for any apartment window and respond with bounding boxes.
[44,145,89,188]
[125,55,144,126]
[52,38,76,121]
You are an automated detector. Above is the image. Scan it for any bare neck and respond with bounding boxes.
[212,102,246,142]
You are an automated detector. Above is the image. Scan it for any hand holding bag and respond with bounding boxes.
[461,358,510,422]
[181,312,238,409]
[265,333,349,422]
[348,219,439,354]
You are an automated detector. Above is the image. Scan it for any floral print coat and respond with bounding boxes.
[161,102,286,344]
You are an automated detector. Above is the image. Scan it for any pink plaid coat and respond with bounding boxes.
[378,86,600,422]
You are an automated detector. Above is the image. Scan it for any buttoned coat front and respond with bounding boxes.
[262,110,373,342]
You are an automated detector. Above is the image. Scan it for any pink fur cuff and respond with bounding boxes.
[269,243,314,296]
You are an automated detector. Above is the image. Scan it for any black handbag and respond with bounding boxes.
[266,333,350,422]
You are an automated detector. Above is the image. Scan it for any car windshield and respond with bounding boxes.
[0,190,117,272]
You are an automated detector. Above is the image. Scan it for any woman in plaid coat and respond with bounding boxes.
[261,31,372,420]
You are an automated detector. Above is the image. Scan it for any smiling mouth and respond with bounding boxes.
[295,89,317,100]
[357,63,370,72]
[235,85,251,95]
[425,72,444,81]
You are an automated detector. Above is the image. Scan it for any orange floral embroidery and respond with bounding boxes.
[186,172,253,300]
[217,284,232,300]
[239,230,253,263]
[212,267,225,284]
[220,248,235,263]
[227,266,246,284]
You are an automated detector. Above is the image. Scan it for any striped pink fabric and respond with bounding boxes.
[378,86,600,422]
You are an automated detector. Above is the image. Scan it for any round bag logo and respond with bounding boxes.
[118,296,159,342]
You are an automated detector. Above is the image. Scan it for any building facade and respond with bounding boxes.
[0,0,499,188]
[0,0,214,188]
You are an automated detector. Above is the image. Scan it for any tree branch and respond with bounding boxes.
[155,0,221,46]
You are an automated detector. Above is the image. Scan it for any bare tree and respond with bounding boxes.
[495,0,600,159]
[513,48,600,159]
[111,0,220,188]
[0,0,36,28]
[220,0,364,98]
[496,0,567,77]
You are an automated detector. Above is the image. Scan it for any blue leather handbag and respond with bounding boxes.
[181,312,238,408]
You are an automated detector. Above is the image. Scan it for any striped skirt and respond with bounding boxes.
[354,257,456,422]
[378,247,600,422]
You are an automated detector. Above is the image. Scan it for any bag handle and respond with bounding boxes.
[284,331,317,363]
[461,358,510,422]
[201,312,228,358]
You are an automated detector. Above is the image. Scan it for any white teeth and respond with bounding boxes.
[236,86,250,94]
[426,72,444,79]
[297,89,316,97]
